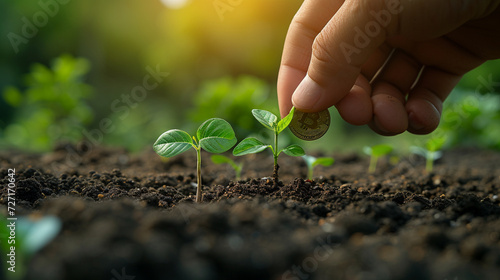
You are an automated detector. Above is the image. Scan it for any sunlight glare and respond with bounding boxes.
[160,0,189,9]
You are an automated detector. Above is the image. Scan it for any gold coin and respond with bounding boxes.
[289,109,330,141]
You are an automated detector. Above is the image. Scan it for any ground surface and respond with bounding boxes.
[1,143,500,280]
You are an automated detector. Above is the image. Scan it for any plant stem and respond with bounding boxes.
[196,147,202,203]
[273,130,279,187]
[308,166,313,181]
[235,164,242,181]
[426,156,433,173]
[368,155,377,173]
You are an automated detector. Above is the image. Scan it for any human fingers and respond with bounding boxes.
[370,50,422,134]
[392,35,486,134]
[291,0,403,113]
[405,67,462,134]
[277,0,343,118]
[335,75,372,126]
[290,0,490,114]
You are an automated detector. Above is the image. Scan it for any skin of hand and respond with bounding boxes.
[277,0,500,135]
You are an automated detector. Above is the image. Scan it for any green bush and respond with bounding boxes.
[189,76,276,135]
[1,55,93,151]
[439,90,500,149]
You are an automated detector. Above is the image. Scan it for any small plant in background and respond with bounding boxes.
[302,155,334,181]
[411,135,447,173]
[210,154,243,180]
[1,54,93,151]
[363,144,393,173]
[233,108,305,186]
[439,91,500,150]
[0,215,61,279]
[153,118,237,203]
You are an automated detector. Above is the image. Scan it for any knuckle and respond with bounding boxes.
[312,32,335,65]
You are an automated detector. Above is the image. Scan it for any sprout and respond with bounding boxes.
[153,118,237,202]
[302,155,334,180]
[233,107,305,186]
[363,144,393,173]
[411,135,446,172]
[210,154,243,180]
[0,215,61,279]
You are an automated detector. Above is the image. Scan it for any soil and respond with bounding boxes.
[1,143,500,280]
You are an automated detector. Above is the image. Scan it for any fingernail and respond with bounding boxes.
[292,75,322,110]
[408,112,425,131]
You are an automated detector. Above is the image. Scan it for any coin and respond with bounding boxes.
[289,109,330,141]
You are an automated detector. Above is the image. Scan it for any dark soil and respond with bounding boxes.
[1,143,500,280]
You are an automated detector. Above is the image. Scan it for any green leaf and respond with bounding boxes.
[252,109,278,131]
[17,216,61,255]
[426,136,446,152]
[430,151,443,160]
[312,157,334,167]
[410,146,428,157]
[302,155,316,168]
[197,118,237,153]
[277,107,295,134]
[153,129,194,157]
[211,155,241,173]
[233,137,269,156]
[210,154,233,164]
[3,86,23,107]
[370,144,393,157]
[362,146,372,156]
[282,144,305,157]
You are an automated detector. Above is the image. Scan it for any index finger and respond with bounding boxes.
[277,0,344,118]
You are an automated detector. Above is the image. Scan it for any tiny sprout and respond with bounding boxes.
[411,135,446,172]
[233,107,305,186]
[302,155,334,180]
[153,118,237,203]
[211,154,243,180]
[363,144,393,173]
[0,215,61,279]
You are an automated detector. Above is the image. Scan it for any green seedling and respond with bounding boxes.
[153,118,237,203]
[233,108,305,186]
[363,144,393,173]
[410,136,446,172]
[302,155,334,180]
[0,215,61,279]
[211,154,243,180]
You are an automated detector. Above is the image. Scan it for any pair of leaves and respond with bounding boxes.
[252,108,294,134]
[153,118,236,157]
[410,146,443,160]
[363,144,393,157]
[302,155,335,168]
[233,137,304,157]
[233,108,304,157]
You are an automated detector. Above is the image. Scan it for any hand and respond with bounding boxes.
[278,0,500,135]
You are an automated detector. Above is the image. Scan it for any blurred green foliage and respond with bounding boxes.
[438,91,500,150]
[189,76,276,136]
[1,55,93,151]
[0,0,499,154]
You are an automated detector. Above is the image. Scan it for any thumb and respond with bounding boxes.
[291,0,403,112]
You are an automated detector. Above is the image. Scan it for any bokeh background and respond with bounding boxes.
[1,0,499,156]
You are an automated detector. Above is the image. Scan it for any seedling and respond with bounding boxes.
[210,154,243,180]
[0,215,61,279]
[153,118,237,203]
[302,155,334,180]
[410,135,446,172]
[363,144,393,173]
[233,108,305,186]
